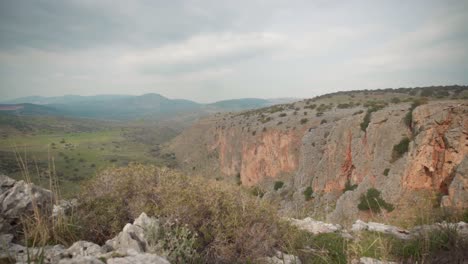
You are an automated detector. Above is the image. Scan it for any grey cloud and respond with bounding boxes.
[0,0,467,102]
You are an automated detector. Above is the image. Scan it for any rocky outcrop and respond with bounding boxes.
[442,156,468,208]
[0,174,53,235]
[1,213,170,264]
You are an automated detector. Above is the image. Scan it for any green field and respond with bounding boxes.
[0,115,179,197]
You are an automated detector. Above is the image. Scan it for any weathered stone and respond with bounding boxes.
[288,217,342,234]
[351,220,411,240]
[443,157,468,209]
[0,175,53,235]
[106,253,170,264]
[52,198,79,218]
[260,251,301,264]
[351,257,398,264]
[66,241,103,257]
[104,213,160,255]
[59,256,105,264]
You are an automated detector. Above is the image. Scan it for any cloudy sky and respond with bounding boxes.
[0,0,467,103]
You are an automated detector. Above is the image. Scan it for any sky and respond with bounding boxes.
[0,0,467,103]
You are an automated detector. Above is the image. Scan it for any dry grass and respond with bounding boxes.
[15,148,79,247]
[76,163,284,263]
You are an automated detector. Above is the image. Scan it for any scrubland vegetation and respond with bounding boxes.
[18,164,468,263]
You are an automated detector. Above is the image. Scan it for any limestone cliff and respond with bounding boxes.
[167,90,467,223]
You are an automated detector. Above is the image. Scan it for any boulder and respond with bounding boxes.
[52,198,79,218]
[106,253,170,264]
[59,256,105,264]
[352,257,398,264]
[104,213,160,255]
[0,174,53,235]
[261,251,301,264]
[288,217,342,234]
[351,220,411,240]
[66,241,103,257]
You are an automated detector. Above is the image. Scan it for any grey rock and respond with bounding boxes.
[66,241,103,257]
[261,251,301,264]
[351,220,411,240]
[53,199,79,218]
[288,217,342,234]
[104,213,160,255]
[443,157,468,209]
[0,175,53,234]
[59,256,105,264]
[352,257,398,264]
[106,253,170,264]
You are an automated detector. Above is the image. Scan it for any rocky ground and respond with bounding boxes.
[2,174,468,263]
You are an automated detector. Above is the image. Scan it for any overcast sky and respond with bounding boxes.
[0,0,467,103]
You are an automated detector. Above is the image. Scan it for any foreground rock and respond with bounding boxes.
[351,257,398,264]
[288,217,342,234]
[1,213,170,264]
[0,174,53,235]
[351,220,411,240]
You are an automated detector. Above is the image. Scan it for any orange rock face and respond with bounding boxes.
[240,130,300,185]
[403,105,467,193]
[212,127,302,186]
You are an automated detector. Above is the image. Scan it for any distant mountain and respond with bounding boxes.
[3,94,133,105]
[1,94,280,121]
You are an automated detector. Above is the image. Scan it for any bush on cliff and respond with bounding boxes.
[392,137,410,162]
[357,188,394,213]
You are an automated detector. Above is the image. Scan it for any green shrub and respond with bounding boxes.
[403,98,427,128]
[360,111,372,131]
[344,180,358,192]
[357,188,394,213]
[300,118,308,124]
[145,221,199,263]
[392,137,410,161]
[274,181,284,191]
[383,168,390,176]
[320,119,327,124]
[304,104,316,110]
[279,113,287,117]
[337,103,353,109]
[303,186,313,201]
[250,186,265,197]
[236,172,242,185]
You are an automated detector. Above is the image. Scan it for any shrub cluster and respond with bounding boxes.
[274,181,284,191]
[303,186,313,201]
[357,188,394,213]
[343,180,358,192]
[392,137,410,161]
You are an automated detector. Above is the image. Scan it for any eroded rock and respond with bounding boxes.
[0,174,53,235]
[351,220,411,240]
[288,217,342,234]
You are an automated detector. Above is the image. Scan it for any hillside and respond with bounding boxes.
[167,85,468,225]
